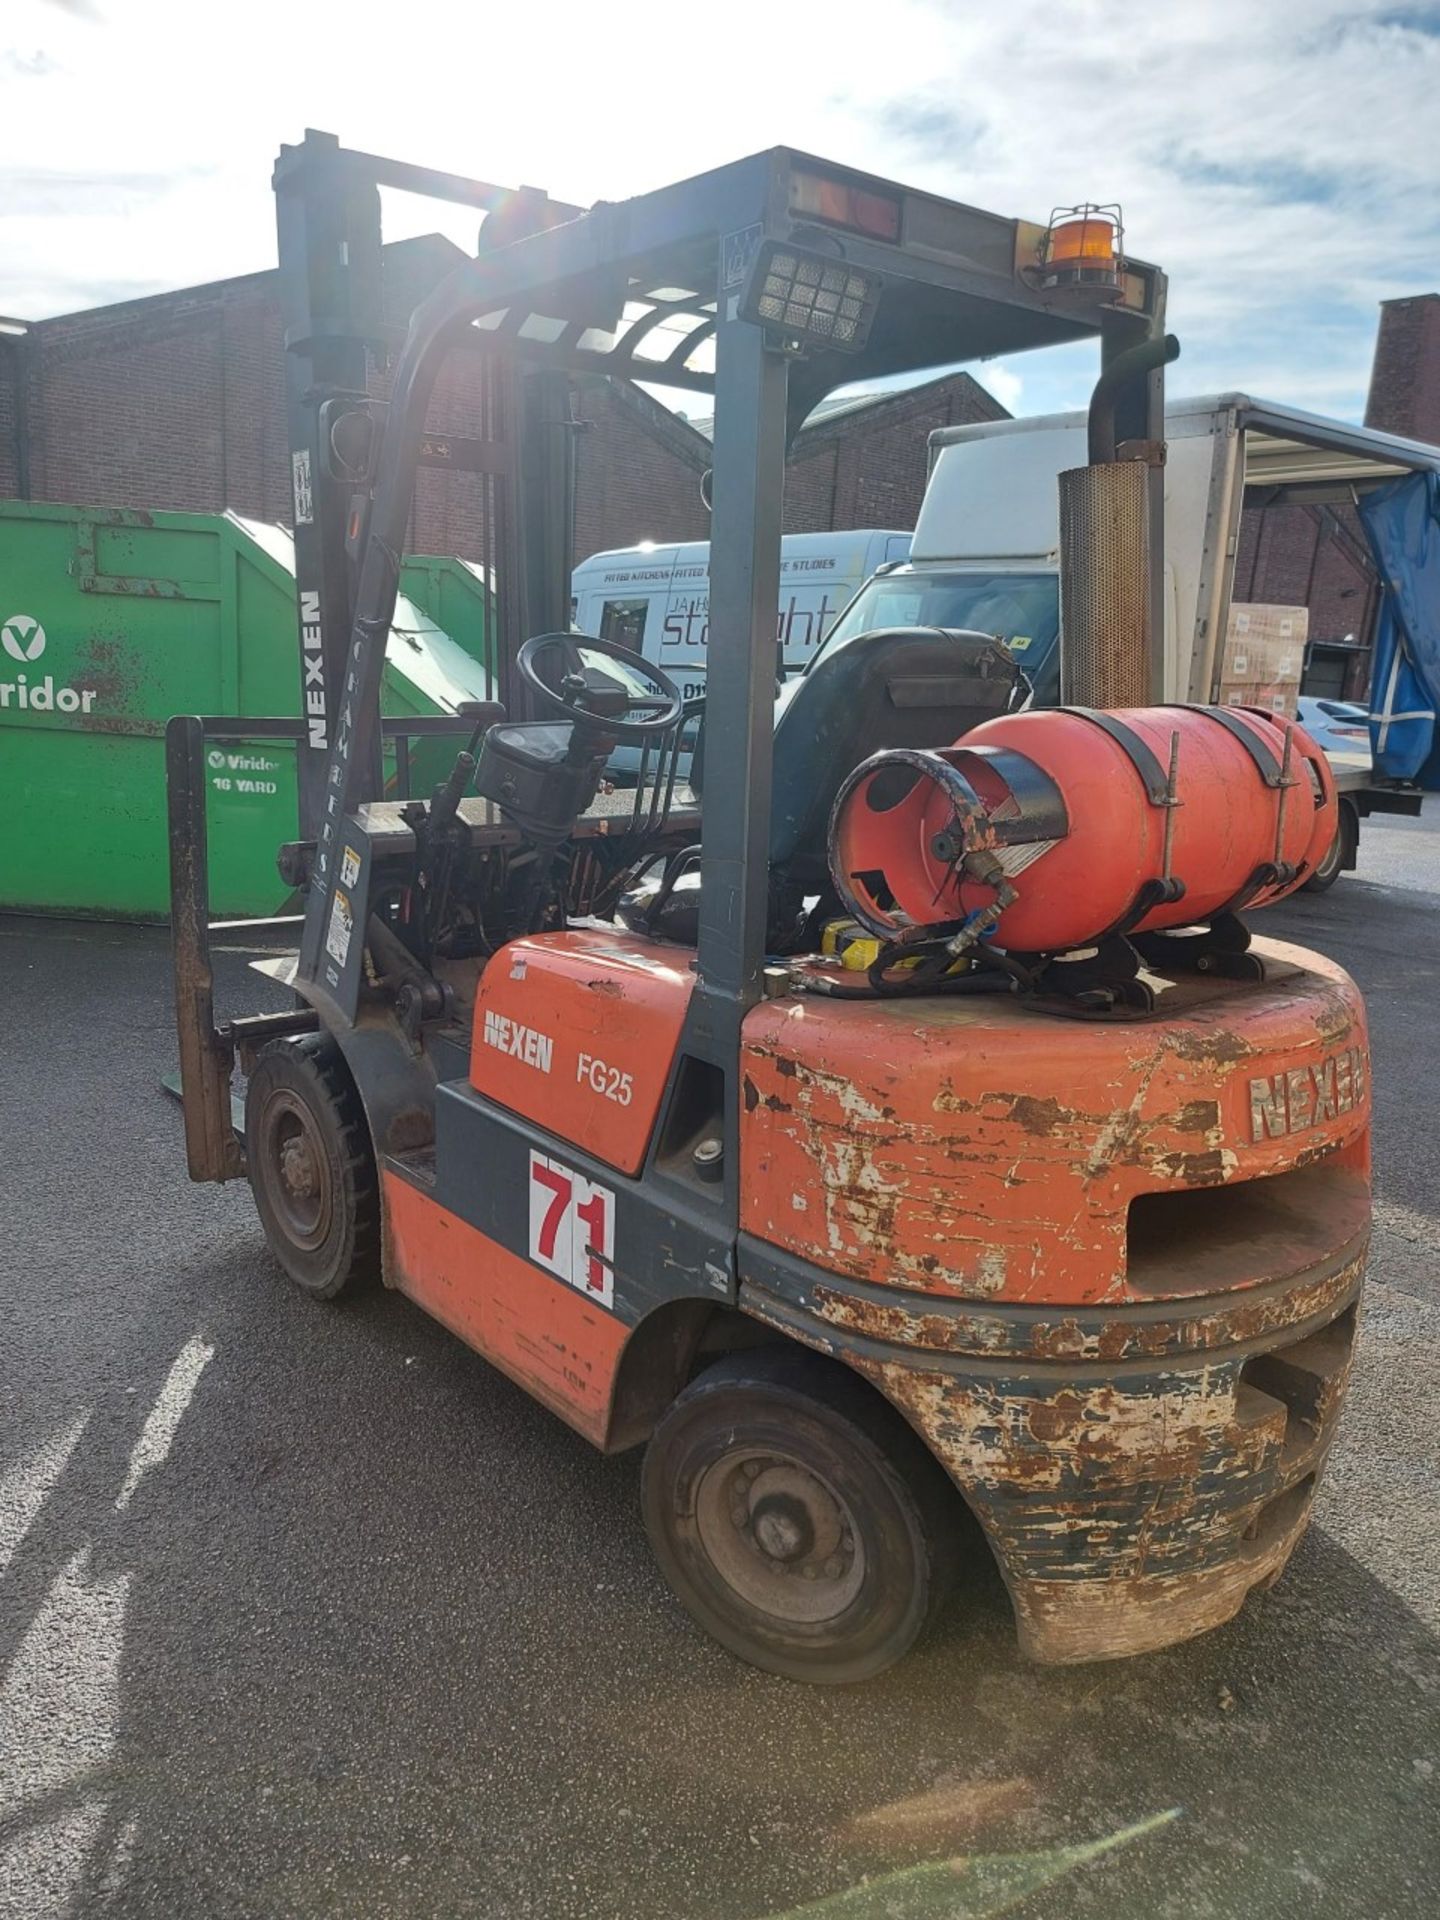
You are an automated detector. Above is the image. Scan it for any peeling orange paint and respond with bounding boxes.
[740,938,1369,1308]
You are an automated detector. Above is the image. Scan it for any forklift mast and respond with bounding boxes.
[272,130,582,840]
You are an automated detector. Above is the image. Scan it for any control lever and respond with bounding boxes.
[387,746,478,988]
[429,749,476,832]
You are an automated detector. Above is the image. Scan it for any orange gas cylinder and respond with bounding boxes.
[829,704,1337,955]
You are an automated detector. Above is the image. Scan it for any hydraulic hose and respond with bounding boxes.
[807,967,1013,1001]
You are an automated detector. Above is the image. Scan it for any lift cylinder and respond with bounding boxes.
[828,704,1337,955]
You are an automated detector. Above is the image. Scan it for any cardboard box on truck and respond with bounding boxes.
[1220,604,1306,718]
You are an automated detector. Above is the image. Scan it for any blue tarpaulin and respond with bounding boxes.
[1359,471,1440,788]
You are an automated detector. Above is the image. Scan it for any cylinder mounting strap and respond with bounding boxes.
[1053,707,1171,804]
[1162,703,1285,788]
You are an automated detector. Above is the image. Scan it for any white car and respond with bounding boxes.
[1295,697,1373,893]
[1298,696,1371,770]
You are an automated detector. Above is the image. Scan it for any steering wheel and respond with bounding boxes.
[517,632,684,743]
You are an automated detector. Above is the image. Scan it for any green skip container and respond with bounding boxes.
[0,502,493,920]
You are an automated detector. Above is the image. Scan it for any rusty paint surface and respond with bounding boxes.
[1005,1512,1312,1663]
[840,1287,1361,1663]
[741,1137,1363,1669]
[756,1236,1368,1364]
[383,1172,627,1446]
[740,936,1371,1308]
[167,715,245,1184]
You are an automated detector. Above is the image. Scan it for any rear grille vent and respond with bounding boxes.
[1240,1305,1357,1457]
[1126,1164,1368,1299]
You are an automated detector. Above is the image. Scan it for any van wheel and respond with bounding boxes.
[245,1035,380,1301]
[641,1347,957,1683]
[1304,800,1356,893]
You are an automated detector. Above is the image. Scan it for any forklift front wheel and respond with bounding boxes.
[641,1348,956,1683]
[244,1035,381,1302]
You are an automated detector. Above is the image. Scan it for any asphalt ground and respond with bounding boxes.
[2,814,1437,1919]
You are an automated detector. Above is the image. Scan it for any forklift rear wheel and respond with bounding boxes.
[641,1347,956,1683]
[244,1035,380,1302]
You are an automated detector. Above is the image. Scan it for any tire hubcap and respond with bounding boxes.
[695,1452,864,1623]
[280,1133,319,1199]
[262,1093,332,1249]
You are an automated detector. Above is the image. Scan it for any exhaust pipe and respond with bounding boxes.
[1059,333,1180,709]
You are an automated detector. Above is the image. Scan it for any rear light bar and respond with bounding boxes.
[790,170,902,243]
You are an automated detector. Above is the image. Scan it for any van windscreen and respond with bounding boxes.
[810,568,1060,699]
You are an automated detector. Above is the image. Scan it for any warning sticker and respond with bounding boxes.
[325,889,354,967]
[721,224,762,289]
[340,844,362,889]
[292,449,314,526]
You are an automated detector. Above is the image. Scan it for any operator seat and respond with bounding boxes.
[618,627,1020,945]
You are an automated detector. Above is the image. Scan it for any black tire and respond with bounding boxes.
[1303,825,1344,893]
[244,1035,380,1301]
[641,1346,958,1683]
[1304,799,1356,894]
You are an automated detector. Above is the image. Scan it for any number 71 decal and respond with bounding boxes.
[527,1152,616,1309]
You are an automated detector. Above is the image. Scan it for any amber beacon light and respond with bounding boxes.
[1037,203,1123,292]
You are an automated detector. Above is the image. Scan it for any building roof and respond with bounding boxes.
[593,375,713,471]
[32,234,468,327]
[682,366,1006,442]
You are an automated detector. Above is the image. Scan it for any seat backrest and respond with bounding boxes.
[769,627,1020,888]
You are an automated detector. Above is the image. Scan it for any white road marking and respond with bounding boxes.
[0,1545,131,1816]
[114,1337,215,1513]
[0,1800,110,1920]
[0,1412,89,1579]
[0,1545,132,1913]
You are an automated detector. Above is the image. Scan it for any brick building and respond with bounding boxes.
[1232,498,1379,699]
[2,253,1436,701]
[1366,293,1440,444]
[0,237,500,551]
[572,368,1009,558]
[570,378,711,560]
[1233,293,1440,699]
[783,373,1009,533]
[0,240,1003,565]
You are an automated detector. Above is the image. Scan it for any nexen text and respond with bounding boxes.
[483,1010,553,1073]
[1249,1045,1366,1142]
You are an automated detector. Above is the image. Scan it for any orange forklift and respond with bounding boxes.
[168,142,1369,1681]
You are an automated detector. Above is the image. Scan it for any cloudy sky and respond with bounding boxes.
[3,0,1437,423]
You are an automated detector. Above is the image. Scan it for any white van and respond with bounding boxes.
[571,528,912,701]
[811,394,1440,707]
